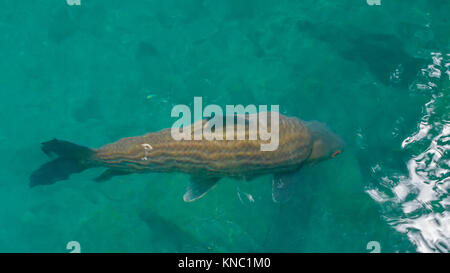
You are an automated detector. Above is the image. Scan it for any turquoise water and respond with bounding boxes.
[0,0,449,253]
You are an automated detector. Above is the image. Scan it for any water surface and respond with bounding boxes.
[0,0,448,252]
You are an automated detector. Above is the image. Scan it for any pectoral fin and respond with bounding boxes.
[272,170,301,203]
[183,176,220,202]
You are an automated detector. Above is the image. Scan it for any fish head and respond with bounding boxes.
[305,121,344,163]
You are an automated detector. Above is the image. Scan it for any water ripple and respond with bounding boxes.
[367,52,450,253]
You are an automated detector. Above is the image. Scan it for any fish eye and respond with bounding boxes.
[331,150,342,158]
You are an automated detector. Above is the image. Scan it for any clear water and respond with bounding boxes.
[0,0,449,253]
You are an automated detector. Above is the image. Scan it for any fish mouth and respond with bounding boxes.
[322,128,345,157]
[331,134,345,156]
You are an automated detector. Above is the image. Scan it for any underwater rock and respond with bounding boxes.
[296,20,427,88]
[75,206,152,252]
[139,209,210,252]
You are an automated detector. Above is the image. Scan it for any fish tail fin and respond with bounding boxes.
[30,139,98,188]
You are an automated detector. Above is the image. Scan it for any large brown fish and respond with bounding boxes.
[30,113,344,202]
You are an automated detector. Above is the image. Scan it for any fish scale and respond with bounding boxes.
[95,114,312,178]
